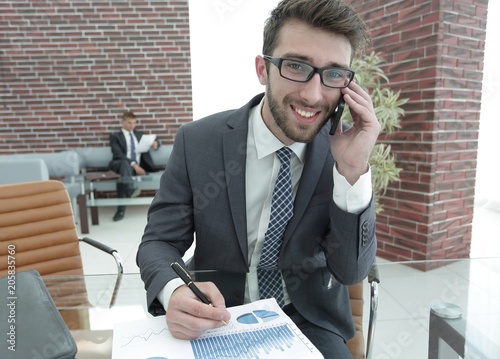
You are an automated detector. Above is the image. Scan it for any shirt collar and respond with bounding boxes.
[121,128,133,136]
[249,97,306,163]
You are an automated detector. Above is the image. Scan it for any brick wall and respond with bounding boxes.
[1,0,489,262]
[0,0,191,153]
[351,0,488,262]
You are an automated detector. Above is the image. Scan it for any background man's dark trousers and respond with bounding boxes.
[108,159,142,221]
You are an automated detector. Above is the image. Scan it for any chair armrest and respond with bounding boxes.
[366,263,380,359]
[368,263,380,284]
[79,237,124,274]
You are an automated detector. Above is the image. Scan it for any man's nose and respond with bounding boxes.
[299,73,324,104]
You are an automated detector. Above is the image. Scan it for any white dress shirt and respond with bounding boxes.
[157,98,373,308]
[121,128,141,166]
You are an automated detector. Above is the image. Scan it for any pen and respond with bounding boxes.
[170,262,228,325]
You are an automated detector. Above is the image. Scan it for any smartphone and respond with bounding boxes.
[329,97,345,136]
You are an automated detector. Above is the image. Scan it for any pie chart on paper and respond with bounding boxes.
[236,310,279,324]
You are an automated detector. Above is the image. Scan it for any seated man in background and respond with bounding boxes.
[108,110,159,221]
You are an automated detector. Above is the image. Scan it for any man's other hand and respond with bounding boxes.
[166,281,231,340]
[132,163,146,175]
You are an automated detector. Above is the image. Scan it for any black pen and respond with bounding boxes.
[170,262,228,325]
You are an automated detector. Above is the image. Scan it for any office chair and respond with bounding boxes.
[347,264,380,359]
[0,180,123,301]
[0,180,125,358]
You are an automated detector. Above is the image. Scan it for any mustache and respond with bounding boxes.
[284,96,331,114]
[285,96,336,131]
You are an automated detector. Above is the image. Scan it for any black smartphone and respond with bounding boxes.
[329,97,345,135]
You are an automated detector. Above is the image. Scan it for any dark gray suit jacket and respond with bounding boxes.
[108,130,156,172]
[137,93,377,341]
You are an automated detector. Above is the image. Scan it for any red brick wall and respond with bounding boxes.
[1,0,488,261]
[351,0,488,261]
[0,0,191,153]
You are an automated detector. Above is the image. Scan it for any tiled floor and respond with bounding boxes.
[77,200,500,358]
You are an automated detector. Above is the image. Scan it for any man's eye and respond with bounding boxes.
[285,61,306,71]
[325,69,343,79]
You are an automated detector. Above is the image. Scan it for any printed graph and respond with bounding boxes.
[237,310,279,324]
[112,299,323,359]
[190,324,311,359]
[118,327,169,348]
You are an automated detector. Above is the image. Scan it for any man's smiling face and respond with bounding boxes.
[256,19,352,145]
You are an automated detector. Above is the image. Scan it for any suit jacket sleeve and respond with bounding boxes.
[326,196,376,284]
[137,125,196,315]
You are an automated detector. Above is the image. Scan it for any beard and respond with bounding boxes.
[266,84,335,143]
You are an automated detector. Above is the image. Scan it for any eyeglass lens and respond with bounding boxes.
[279,59,352,88]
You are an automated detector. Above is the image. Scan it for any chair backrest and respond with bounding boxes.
[0,180,84,277]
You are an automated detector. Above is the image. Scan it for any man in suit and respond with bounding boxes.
[137,0,379,357]
[108,111,159,221]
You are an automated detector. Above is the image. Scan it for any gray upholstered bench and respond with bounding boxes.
[72,145,172,233]
[0,158,49,184]
[0,145,172,233]
[0,151,82,216]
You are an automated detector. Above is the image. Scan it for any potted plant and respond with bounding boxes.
[343,52,409,213]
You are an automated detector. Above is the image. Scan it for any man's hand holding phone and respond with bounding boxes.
[329,81,381,185]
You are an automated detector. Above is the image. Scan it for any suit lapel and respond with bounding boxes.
[117,131,127,153]
[220,93,330,261]
[282,126,330,246]
[222,94,264,264]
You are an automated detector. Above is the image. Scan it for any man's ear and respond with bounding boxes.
[255,55,268,85]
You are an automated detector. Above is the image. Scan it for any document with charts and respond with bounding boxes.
[112,298,323,359]
[136,134,156,153]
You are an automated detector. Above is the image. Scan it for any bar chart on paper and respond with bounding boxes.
[112,298,323,359]
[191,323,313,358]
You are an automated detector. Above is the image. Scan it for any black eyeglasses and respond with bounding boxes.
[263,55,355,88]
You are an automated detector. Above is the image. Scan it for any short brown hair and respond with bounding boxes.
[263,0,370,60]
[122,111,137,121]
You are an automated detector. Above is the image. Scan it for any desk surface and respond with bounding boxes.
[44,258,500,359]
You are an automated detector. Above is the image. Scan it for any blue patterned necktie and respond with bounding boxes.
[129,132,137,162]
[257,147,294,307]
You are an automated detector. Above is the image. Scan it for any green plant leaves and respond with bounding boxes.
[344,52,408,213]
